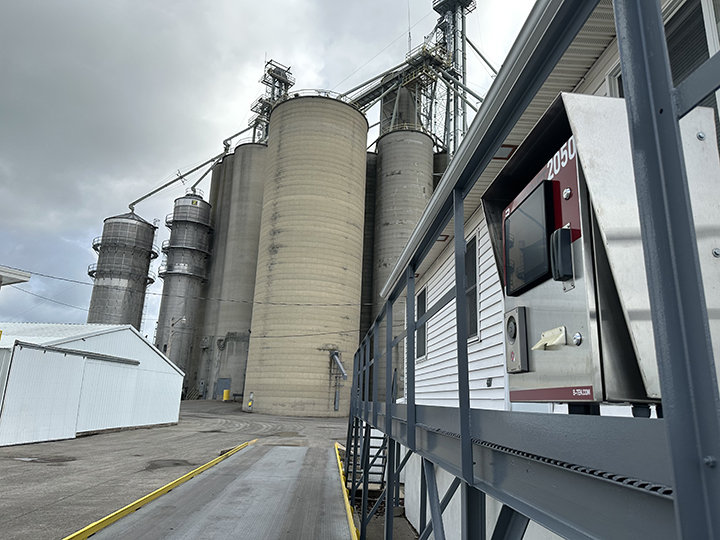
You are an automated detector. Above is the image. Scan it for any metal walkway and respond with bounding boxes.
[91,445,352,540]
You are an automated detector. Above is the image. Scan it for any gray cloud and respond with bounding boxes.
[0,0,532,334]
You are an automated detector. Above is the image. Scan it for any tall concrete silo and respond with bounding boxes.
[373,129,434,399]
[155,193,212,386]
[360,152,378,340]
[196,143,267,400]
[243,95,368,417]
[87,212,158,330]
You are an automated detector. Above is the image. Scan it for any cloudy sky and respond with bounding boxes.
[0,0,534,337]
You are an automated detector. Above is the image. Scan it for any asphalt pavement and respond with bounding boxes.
[0,401,348,539]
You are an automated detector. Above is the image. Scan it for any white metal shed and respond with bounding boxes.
[0,323,183,447]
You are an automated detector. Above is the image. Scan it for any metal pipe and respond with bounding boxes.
[189,157,221,191]
[361,81,400,112]
[128,152,224,211]
[434,73,479,112]
[436,66,484,105]
[340,59,410,98]
[221,125,254,150]
[462,9,468,134]
[466,36,498,76]
[331,350,347,380]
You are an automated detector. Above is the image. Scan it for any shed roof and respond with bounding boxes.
[0,322,131,349]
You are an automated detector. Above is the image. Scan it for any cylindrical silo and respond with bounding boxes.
[87,212,158,330]
[360,152,378,341]
[434,150,449,190]
[196,154,233,398]
[373,129,434,399]
[380,82,419,133]
[243,95,368,417]
[201,142,267,400]
[155,193,213,389]
[209,143,267,399]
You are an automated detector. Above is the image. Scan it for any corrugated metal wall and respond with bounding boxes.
[0,329,182,446]
[413,209,506,409]
[0,347,85,446]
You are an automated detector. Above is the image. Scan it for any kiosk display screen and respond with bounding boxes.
[504,181,554,296]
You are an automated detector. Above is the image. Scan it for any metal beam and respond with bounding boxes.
[453,188,473,484]
[466,36,498,75]
[396,448,413,476]
[490,505,529,540]
[462,482,485,540]
[418,476,462,540]
[373,322,379,426]
[360,424,371,540]
[406,266,417,451]
[614,1,720,538]
[417,287,456,330]
[371,403,675,540]
[422,458,447,540]
[384,298,395,540]
[672,50,720,118]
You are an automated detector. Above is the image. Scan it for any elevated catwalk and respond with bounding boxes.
[91,445,352,539]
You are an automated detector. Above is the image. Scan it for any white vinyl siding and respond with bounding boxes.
[415,210,506,410]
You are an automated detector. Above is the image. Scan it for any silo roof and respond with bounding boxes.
[105,211,155,225]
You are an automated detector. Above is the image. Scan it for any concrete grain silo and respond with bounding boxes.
[196,143,267,400]
[373,129,434,399]
[243,95,368,417]
[155,193,212,387]
[196,157,233,397]
[360,152,378,340]
[87,213,158,330]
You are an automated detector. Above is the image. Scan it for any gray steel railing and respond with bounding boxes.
[346,1,720,539]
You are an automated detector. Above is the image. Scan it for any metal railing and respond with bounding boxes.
[273,89,363,112]
[346,1,720,539]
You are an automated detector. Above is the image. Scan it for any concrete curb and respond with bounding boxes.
[62,439,257,540]
[335,442,360,540]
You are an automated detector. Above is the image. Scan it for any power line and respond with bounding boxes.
[3,265,378,307]
[9,285,88,312]
[331,10,435,92]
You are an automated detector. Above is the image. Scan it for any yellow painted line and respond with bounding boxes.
[63,439,257,540]
[335,442,360,540]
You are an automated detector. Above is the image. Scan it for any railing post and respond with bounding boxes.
[614,1,720,537]
[362,337,369,423]
[406,265,417,451]
[385,299,395,540]
[453,188,473,483]
[345,350,360,474]
[365,337,372,423]
[462,482,485,540]
[373,321,380,427]
[360,423,372,540]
